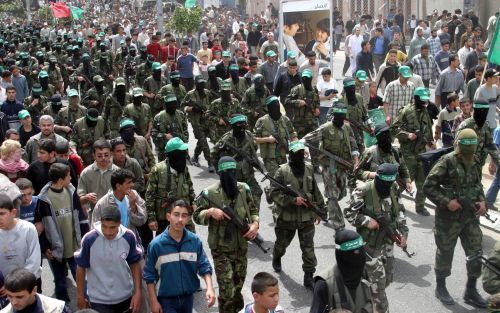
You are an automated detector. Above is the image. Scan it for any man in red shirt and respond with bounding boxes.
[146,35,162,61]
[162,38,179,70]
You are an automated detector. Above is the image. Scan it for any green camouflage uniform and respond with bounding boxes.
[241,86,269,130]
[423,151,484,280]
[158,84,187,105]
[391,103,433,212]
[254,114,296,175]
[285,84,320,138]
[123,102,152,137]
[134,62,152,88]
[344,93,370,153]
[56,104,88,139]
[41,84,56,100]
[182,89,212,165]
[345,180,408,313]
[456,118,500,170]
[124,134,156,176]
[303,122,359,230]
[23,96,48,125]
[42,65,63,91]
[207,96,241,144]
[145,160,195,233]
[70,116,109,166]
[151,110,189,161]
[211,130,263,209]
[193,182,258,313]
[143,75,167,117]
[82,86,109,113]
[482,241,500,295]
[226,77,247,101]
[270,162,324,273]
[95,56,115,91]
[103,93,131,138]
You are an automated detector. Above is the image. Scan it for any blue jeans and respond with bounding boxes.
[90,297,131,313]
[158,294,194,313]
[486,167,500,206]
[48,257,77,302]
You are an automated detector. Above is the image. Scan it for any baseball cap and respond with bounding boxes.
[356,70,367,81]
[115,77,126,86]
[222,51,231,57]
[266,50,277,57]
[68,89,79,97]
[165,137,188,152]
[414,87,430,101]
[18,110,30,120]
[93,75,104,83]
[119,118,135,129]
[398,65,412,78]
[132,87,143,97]
[229,114,247,125]
[289,141,305,152]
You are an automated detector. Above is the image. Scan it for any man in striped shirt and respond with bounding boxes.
[383,66,415,125]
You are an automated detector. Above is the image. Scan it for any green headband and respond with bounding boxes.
[377,173,397,181]
[473,103,489,109]
[229,115,247,124]
[331,107,347,114]
[459,138,478,145]
[266,96,279,105]
[338,237,365,251]
[218,161,237,172]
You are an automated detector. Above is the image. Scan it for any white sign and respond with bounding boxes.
[282,0,330,13]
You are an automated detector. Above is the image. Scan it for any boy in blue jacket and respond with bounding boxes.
[144,199,215,313]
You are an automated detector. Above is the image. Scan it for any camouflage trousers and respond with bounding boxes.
[210,125,230,145]
[243,176,263,210]
[322,165,349,230]
[192,125,211,165]
[404,155,426,211]
[365,243,394,313]
[434,217,483,278]
[211,249,247,313]
[273,220,317,273]
[263,156,287,220]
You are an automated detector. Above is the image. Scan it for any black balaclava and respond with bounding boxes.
[221,89,232,102]
[302,76,313,91]
[95,81,104,93]
[100,45,106,53]
[85,108,99,127]
[414,95,426,110]
[376,130,392,153]
[195,80,206,96]
[230,68,239,83]
[49,59,56,69]
[232,121,246,141]
[267,97,281,121]
[254,75,265,97]
[51,96,63,113]
[332,113,345,128]
[168,149,187,172]
[335,229,366,290]
[164,98,178,115]
[153,68,162,81]
[39,77,49,89]
[36,54,44,64]
[20,58,29,67]
[171,73,181,87]
[289,150,305,178]
[218,156,239,199]
[129,49,137,57]
[100,55,108,67]
[344,85,357,106]
[133,95,143,106]
[473,107,488,128]
[120,126,135,144]
[115,85,126,104]
[121,47,128,58]
[83,56,91,66]
[374,163,399,199]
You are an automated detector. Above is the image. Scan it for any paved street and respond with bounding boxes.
[40,43,499,313]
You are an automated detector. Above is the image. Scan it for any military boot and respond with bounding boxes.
[208,164,215,173]
[463,277,487,308]
[190,154,200,167]
[435,277,454,305]
[304,272,314,290]
[272,256,281,272]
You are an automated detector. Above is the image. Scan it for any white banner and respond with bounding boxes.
[282,0,330,13]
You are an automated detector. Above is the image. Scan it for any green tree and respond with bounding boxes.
[170,6,202,36]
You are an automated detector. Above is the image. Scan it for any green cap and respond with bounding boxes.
[398,65,412,78]
[98,31,105,37]
[67,89,79,97]
[331,100,348,114]
[343,77,356,87]
[229,114,247,124]
[338,237,365,251]
[115,77,126,86]
[35,51,44,57]
[229,64,239,71]
[414,87,430,101]
[287,51,296,58]
[266,50,277,57]
[119,118,135,129]
[19,52,29,59]
[82,53,90,59]
[207,65,216,72]
[77,38,83,43]
[49,55,57,62]
[139,45,147,52]
[38,71,48,78]
[222,51,231,57]
[32,85,42,95]
[152,62,161,70]
[355,70,367,81]
[86,111,98,122]
[220,81,232,90]
[170,71,180,79]
[93,75,104,83]
[473,102,489,109]
[289,141,305,152]
[165,137,188,153]
[72,45,80,51]
[132,87,143,97]
[18,110,30,120]
[265,95,279,105]
[218,159,237,172]
[164,94,177,103]
[301,69,313,78]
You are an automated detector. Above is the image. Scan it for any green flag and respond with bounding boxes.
[185,0,196,8]
[70,6,85,20]
[488,19,500,65]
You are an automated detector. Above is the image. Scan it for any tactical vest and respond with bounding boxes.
[320,123,353,167]
[153,110,187,149]
[185,89,210,125]
[291,85,319,125]
[258,115,291,159]
[397,105,433,154]
[217,131,256,181]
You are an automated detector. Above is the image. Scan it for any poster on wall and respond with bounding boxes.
[279,0,332,66]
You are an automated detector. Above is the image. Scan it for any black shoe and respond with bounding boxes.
[208,165,215,173]
[417,208,430,216]
[304,272,314,290]
[435,277,454,305]
[463,277,488,308]
[190,156,200,167]
[272,256,281,272]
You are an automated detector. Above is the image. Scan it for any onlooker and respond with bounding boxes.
[17,110,40,148]
[434,40,451,71]
[0,139,28,182]
[110,138,145,194]
[347,27,363,75]
[435,93,460,147]
[474,69,499,132]
[316,68,337,124]
[375,49,400,94]
[299,51,325,87]
[258,51,279,92]
[75,206,143,313]
[144,200,215,313]
[24,115,69,164]
[273,60,301,118]
[1,86,24,130]
[176,41,198,91]
[458,37,473,70]
[355,40,374,79]
[9,66,29,104]
[435,54,464,108]
[464,65,483,102]
[37,163,89,302]
[369,27,389,72]
[382,66,415,124]
[410,44,440,88]
[368,81,384,110]
[485,126,500,210]
[55,141,84,177]
[452,97,472,134]
[408,28,427,60]
[426,29,441,57]
[239,272,284,313]
[463,41,484,79]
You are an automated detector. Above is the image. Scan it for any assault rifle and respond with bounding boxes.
[221,141,328,222]
[466,251,500,277]
[457,196,498,224]
[197,192,269,253]
[303,141,353,169]
[352,201,415,258]
[345,118,373,135]
[184,94,206,114]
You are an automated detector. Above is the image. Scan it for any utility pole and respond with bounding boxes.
[157,0,164,34]
[26,0,31,24]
